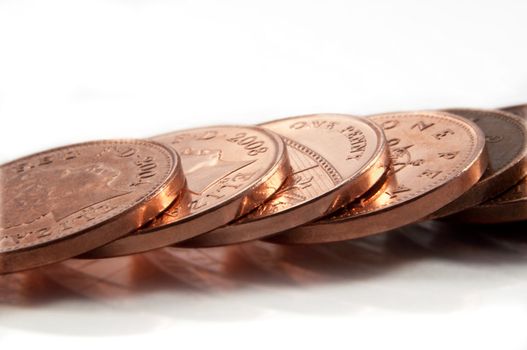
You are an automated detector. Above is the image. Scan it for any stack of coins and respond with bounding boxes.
[1,105,526,274]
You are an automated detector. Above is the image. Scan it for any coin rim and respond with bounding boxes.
[181,114,391,247]
[0,139,185,273]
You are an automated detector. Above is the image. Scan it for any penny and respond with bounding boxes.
[180,114,390,247]
[450,104,527,223]
[0,140,185,274]
[449,178,527,223]
[84,126,290,258]
[430,108,527,218]
[268,111,488,244]
[502,103,527,118]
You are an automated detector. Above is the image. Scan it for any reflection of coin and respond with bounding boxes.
[270,111,487,244]
[450,104,527,223]
[430,109,527,218]
[182,114,390,247]
[0,140,185,274]
[85,126,290,258]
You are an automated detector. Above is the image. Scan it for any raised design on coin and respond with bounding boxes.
[181,114,390,247]
[269,111,487,244]
[431,108,527,218]
[0,140,185,273]
[450,105,527,223]
[84,126,290,258]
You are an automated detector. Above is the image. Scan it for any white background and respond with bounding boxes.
[1,0,527,349]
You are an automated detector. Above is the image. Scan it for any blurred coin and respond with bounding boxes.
[269,111,487,244]
[431,108,527,218]
[182,114,390,247]
[0,140,185,273]
[85,126,290,258]
[449,104,527,223]
[502,103,527,118]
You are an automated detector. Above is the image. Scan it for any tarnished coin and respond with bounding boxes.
[502,103,527,118]
[85,126,290,258]
[181,114,390,247]
[269,111,487,244]
[450,178,527,223]
[450,104,527,223]
[0,140,185,274]
[431,108,527,218]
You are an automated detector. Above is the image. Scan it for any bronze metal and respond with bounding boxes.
[502,103,527,118]
[431,109,527,218]
[269,111,488,244]
[0,140,185,274]
[450,104,527,223]
[84,126,290,258]
[180,114,391,247]
[449,178,527,223]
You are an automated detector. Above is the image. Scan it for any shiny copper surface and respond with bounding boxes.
[431,109,527,218]
[0,140,185,274]
[450,104,527,223]
[269,111,488,244]
[181,114,390,247]
[85,126,290,258]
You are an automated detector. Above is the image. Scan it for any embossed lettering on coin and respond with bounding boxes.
[0,140,184,274]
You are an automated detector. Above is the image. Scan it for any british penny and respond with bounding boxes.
[181,114,390,247]
[84,126,290,258]
[430,108,527,218]
[502,103,527,118]
[449,104,527,223]
[0,140,185,274]
[269,111,488,244]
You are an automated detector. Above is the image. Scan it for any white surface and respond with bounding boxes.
[1,0,527,348]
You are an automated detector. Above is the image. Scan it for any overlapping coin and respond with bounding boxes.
[0,140,185,273]
[1,103,526,275]
[268,111,488,244]
[447,104,527,223]
[84,126,290,258]
[181,114,390,247]
[430,108,527,218]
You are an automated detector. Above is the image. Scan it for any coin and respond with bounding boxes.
[268,111,488,244]
[502,103,527,118]
[84,126,290,258]
[0,140,185,274]
[448,178,527,223]
[449,104,527,223]
[180,114,390,247]
[430,109,527,218]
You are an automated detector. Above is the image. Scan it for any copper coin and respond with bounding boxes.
[0,140,185,274]
[180,114,391,247]
[269,111,487,244]
[430,108,527,218]
[449,104,527,223]
[84,126,290,258]
[502,103,527,118]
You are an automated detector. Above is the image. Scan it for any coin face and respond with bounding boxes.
[0,140,185,274]
[84,126,290,258]
[180,114,390,247]
[431,108,527,218]
[451,104,527,223]
[269,111,487,244]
